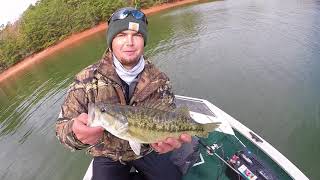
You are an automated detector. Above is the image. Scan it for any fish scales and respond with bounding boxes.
[124,106,201,133]
[110,105,190,132]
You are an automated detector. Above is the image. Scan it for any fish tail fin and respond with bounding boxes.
[197,123,220,138]
[203,122,220,133]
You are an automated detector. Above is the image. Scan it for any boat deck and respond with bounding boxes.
[175,96,298,180]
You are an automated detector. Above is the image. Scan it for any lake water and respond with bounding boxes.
[0,0,319,179]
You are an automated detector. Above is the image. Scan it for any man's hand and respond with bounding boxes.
[72,113,104,145]
[151,134,192,154]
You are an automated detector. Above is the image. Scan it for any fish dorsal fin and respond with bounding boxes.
[129,141,141,155]
[175,106,191,118]
[137,100,173,112]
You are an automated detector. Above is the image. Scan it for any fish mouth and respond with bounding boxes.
[87,103,96,126]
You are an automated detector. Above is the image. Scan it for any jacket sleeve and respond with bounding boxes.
[55,82,90,151]
[158,79,176,109]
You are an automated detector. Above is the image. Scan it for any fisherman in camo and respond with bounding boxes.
[55,7,191,180]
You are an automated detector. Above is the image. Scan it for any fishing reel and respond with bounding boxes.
[206,143,222,156]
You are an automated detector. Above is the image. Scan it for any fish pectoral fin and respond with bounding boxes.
[129,141,141,155]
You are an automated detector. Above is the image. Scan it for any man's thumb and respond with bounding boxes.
[77,113,88,124]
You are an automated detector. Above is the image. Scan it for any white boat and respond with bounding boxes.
[83,95,309,180]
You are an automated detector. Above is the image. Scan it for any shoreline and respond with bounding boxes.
[0,0,199,84]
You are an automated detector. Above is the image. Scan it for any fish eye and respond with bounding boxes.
[101,107,107,112]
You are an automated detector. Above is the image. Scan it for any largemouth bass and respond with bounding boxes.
[88,103,220,155]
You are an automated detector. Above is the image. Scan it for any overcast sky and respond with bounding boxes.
[0,0,38,26]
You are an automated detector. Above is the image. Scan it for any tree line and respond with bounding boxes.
[0,0,174,72]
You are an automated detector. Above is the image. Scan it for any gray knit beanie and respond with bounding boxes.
[107,7,148,49]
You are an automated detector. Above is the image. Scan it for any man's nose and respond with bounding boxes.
[126,35,133,45]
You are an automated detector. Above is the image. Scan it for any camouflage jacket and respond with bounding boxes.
[55,51,175,162]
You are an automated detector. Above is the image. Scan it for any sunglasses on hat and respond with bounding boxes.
[108,8,148,25]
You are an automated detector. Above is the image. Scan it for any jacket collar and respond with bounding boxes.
[97,51,122,86]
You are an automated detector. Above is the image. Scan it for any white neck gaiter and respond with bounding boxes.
[113,55,145,85]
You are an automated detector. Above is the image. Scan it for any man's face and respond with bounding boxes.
[112,30,144,69]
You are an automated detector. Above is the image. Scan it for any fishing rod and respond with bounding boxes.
[196,137,243,178]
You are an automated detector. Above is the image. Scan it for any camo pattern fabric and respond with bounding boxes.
[55,50,175,162]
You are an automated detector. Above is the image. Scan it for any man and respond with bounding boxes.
[55,7,191,180]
